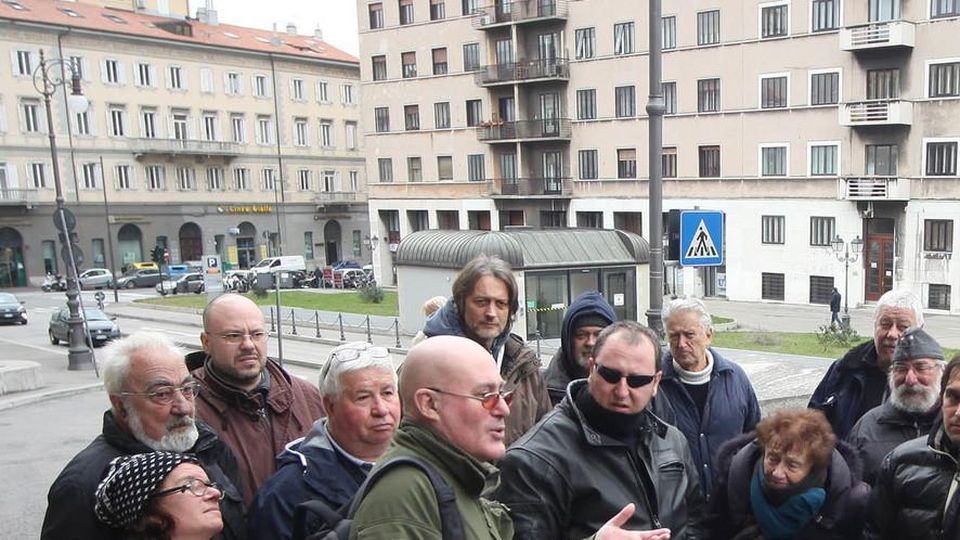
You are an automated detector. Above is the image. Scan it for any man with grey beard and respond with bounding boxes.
[847,326,945,485]
[41,332,246,540]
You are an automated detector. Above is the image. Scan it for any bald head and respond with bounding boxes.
[200,294,268,391]
[202,293,261,331]
[401,336,491,417]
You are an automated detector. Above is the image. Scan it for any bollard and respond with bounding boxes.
[535,330,542,359]
[365,315,372,344]
[290,308,298,335]
[315,311,321,338]
[338,312,345,341]
[394,318,400,348]
[270,306,275,333]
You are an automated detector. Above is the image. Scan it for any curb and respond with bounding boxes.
[0,382,103,412]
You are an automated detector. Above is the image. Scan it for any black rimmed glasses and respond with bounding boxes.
[595,364,656,388]
[117,381,201,405]
[151,477,223,501]
[426,387,514,410]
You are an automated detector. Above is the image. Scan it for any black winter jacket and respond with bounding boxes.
[846,401,940,485]
[543,291,616,405]
[808,340,888,439]
[493,380,706,539]
[708,433,870,540]
[41,410,246,540]
[865,421,960,540]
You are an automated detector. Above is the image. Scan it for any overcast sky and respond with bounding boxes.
[189,0,360,56]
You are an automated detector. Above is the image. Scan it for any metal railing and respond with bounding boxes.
[314,191,358,204]
[843,176,910,200]
[476,58,569,85]
[477,118,572,142]
[0,188,38,205]
[474,0,568,27]
[493,176,572,196]
[840,99,912,126]
[130,137,242,157]
[841,20,915,49]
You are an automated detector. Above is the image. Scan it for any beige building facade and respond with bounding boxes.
[359,0,960,320]
[0,0,366,286]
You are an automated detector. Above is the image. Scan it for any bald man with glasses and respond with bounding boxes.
[187,294,323,506]
[494,321,706,539]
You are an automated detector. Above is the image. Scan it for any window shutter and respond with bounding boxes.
[117,62,126,85]
[101,59,109,83]
[6,162,20,188]
[223,72,230,94]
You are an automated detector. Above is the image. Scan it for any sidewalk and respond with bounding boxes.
[0,340,103,411]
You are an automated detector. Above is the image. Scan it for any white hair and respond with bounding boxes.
[124,400,199,452]
[875,289,924,327]
[888,361,944,414]
[319,342,396,399]
[100,332,186,395]
[662,296,713,332]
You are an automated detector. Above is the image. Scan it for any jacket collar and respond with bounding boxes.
[101,409,221,454]
[422,299,511,358]
[392,419,496,496]
[660,347,732,381]
[561,379,668,447]
[876,400,942,427]
[195,357,295,418]
[837,340,880,372]
[278,418,372,498]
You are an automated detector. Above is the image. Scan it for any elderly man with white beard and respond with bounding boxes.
[41,332,246,540]
[846,326,945,485]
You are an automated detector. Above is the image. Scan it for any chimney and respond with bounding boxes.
[270,23,282,46]
[286,23,297,36]
[314,25,323,40]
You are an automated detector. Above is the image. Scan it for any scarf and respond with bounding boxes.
[749,461,827,539]
[574,386,646,444]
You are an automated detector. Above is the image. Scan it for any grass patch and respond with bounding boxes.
[712,331,862,359]
[137,290,399,317]
[711,315,734,325]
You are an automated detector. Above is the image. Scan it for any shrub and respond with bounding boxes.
[816,323,860,350]
[359,285,385,303]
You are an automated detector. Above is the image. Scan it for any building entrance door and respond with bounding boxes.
[864,218,895,301]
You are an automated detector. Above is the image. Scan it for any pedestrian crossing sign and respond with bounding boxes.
[680,211,724,266]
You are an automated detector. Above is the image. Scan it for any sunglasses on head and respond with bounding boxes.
[595,364,656,388]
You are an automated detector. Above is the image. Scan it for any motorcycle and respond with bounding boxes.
[41,273,67,292]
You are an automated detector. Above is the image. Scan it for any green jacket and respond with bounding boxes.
[349,420,514,540]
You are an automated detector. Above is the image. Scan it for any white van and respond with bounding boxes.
[251,255,306,274]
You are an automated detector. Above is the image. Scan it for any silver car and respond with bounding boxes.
[48,307,120,347]
[78,268,115,289]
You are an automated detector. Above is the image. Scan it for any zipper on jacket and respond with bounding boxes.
[625,450,662,529]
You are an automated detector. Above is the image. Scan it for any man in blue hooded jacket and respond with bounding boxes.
[544,291,617,405]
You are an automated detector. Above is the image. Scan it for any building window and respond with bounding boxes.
[929,62,960,98]
[140,109,157,138]
[304,232,314,260]
[320,120,334,147]
[234,168,250,191]
[256,115,272,144]
[932,0,960,18]
[698,78,720,112]
[399,0,415,24]
[924,219,953,252]
[167,66,184,90]
[206,167,223,191]
[662,147,677,178]
[762,215,785,244]
[345,122,358,150]
[403,105,420,131]
[438,156,453,180]
[761,145,787,176]
[136,63,154,87]
[225,72,242,95]
[75,108,91,136]
[926,142,958,176]
[866,144,898,175]
[369,3,384,29]
[699,145,721,177]
[579,149,598,180]
[761,273,785,300]
[434,102,451,129]
[200,68,214,93]
[760,3,789,38]
[14,49,32,75]
[372,55,387,81]
[810,276,835,304]
[103,59,122,84]
[176,167,196,191]
[809,216,835,246]
[614,22,635,55]
[145,165,165,190]
[461,0,479,15]
[317,81,329,102]
[115,164,133,190]
[109,106,126,137]
[291,78,304,100]
[407,157,423,182]
[378,158,393,182]
[374,107,390,133]
[253,74,269,97]
[30,162,46,188]
[617,148,637,179]
[466,99,482,127]
[322,170,336,192]
[810,71,840,105]
[202,113,217,141]
[575,27,595,59]
[42,240,57,274]
[430,0,445,19]
[431,48,448,75]
[663,82,677,114]
[21,99,41,133]
[294,118,309,146]
[467,154,485,181]
[576,89,596,120]
[297,169,311,191]
[615,86,635,117]
[662,16,677,49]
[577,212,603,229]
[929,284,952,310]
[463,43,480,71]
[261,168,276,191]
[401,51,417,78]
[867,68,900,99]
[230,114,245,143]
[349,170,359,191]
[697,10,721,45]
[810,144,838,175]
[811,0,840,31]
[81,162,99,189]
[541,211,566,228]
[760,75,788,108]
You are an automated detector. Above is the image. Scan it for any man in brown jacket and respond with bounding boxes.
[422,254,551,445]
[189,294,323,505]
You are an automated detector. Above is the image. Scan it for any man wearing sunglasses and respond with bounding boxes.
[41,332,246,540]
[494,321,706,539]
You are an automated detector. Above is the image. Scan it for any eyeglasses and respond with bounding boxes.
[118,381,201,405]
[215,331,268,344]
[152,477,223,501]
[426,387,514,410]
[595,364,656,388]
[319,345,391,384]
[891,361,941,375]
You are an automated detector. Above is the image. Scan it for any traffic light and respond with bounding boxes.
[150,246,164,265]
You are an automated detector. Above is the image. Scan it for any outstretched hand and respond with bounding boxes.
[595,503,672,540]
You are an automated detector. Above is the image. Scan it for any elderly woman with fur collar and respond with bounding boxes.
[708,408,870,540]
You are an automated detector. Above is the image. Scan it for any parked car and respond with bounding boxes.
[77,268,114,289]
[332,260,362,271]
[114,268,168,289]
[165,264,193,279]
[0,292,27,325]
[126,261,159,271]
[251,255,307,275]
[48,307,120,346]
[156,272,204,295]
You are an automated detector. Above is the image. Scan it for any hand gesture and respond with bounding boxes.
[595,503,672,540]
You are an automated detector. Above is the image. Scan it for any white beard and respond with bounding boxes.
[124,401,199,452]
[889,379,940,415]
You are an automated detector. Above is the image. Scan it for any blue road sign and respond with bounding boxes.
[680,210,724,266]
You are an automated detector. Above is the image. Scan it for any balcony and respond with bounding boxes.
[841,177,910,200]
[314,192,358,209]
[840,20,915,51]
[491,177,572,197]
[131,138,242,160]
[840,100,913,126]
[477,58,569,86]
[0,189,38,206]
[477,118,572,143]
[474,0,568,29]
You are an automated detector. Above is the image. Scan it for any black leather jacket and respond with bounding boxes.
[493,380,706,539]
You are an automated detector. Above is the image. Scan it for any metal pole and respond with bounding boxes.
[394,318,400,348]
[338,312,345,341]
[365,315,372,344]
[99,156,119,302]
[273,272,283,366]
[290,308,298,335]
[843,246,850,315]
[315,311,321,338]
[269,305,275,332]
[645,0,666,338]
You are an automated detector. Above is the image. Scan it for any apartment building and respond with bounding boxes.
[359,0,960,321]
[0,0,366,286]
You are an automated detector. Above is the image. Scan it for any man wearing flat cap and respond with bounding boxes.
[847,326,945,484]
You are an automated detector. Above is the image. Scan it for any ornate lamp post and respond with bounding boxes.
[832,234,864,326]
[34,50,94,370]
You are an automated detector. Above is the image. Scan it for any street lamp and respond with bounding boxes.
[831,234,864,323]
[34,50,94,371]
[364,233,379,252]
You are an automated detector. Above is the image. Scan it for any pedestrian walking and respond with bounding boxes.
[830,288,842,326]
